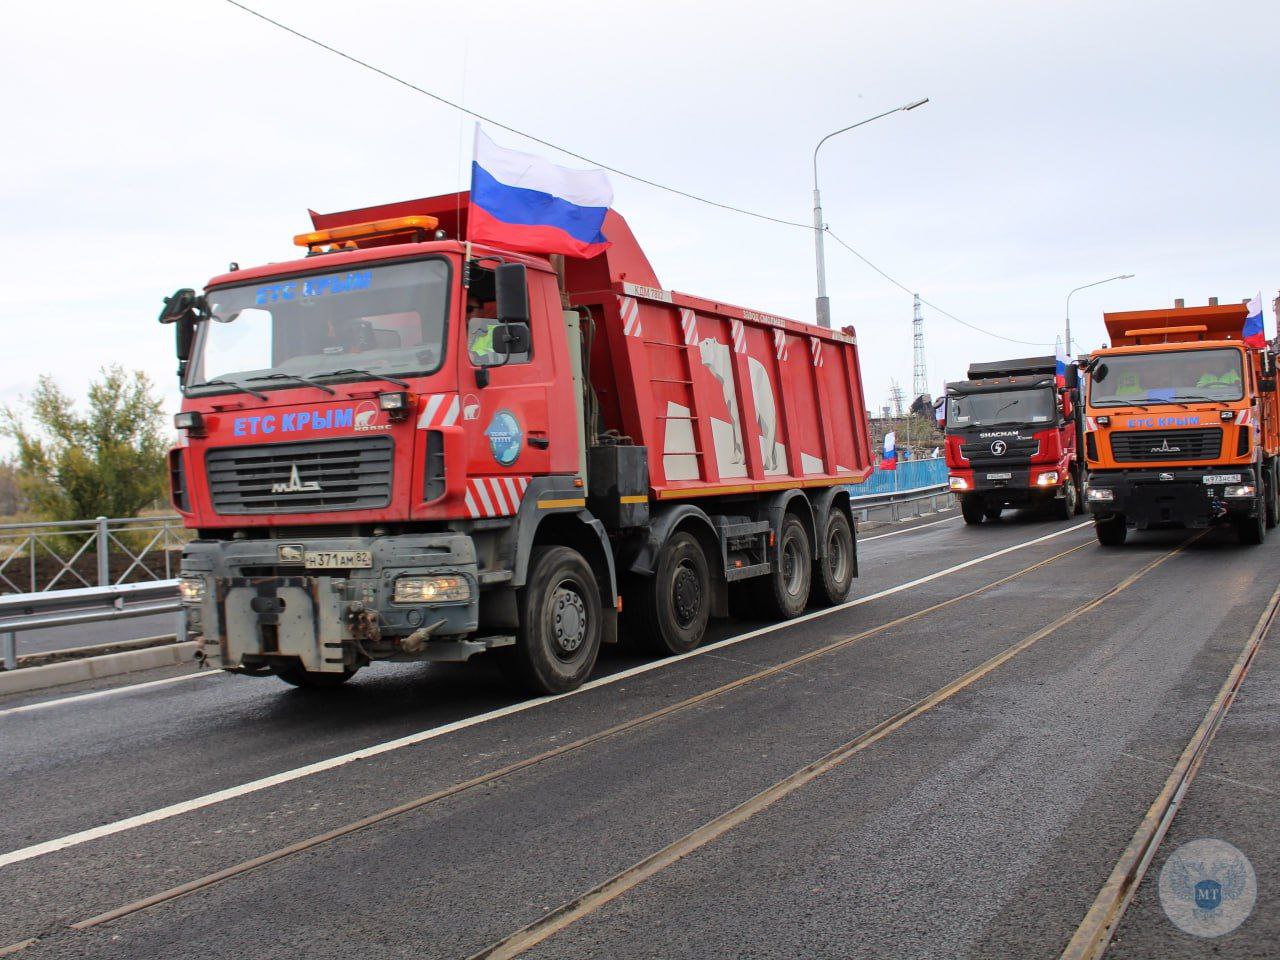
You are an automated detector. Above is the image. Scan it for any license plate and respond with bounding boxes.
[305,550,372,569]
[1203,474,1241,485]
[987,472,1012,480]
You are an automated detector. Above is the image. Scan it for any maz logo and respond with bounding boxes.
[1150,439,1182,454]
[272,464,321,494]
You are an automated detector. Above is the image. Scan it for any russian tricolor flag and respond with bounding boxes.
[1243,292,1266,348]
[881,431,897,471]
[468,126,612,259]
[1055,336,1069,388]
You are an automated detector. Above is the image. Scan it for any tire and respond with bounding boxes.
[1266,461,1277,530]
[1237,504,1265,545]
[1059,475,1079,521]
[961,493,985,525]
[758,514,813,620]
[812,509,856,606]
[504,546,602,693]
[632,531,712,656]
[983,505,1003,521]
[1094,514,1127,546]
[274,664,357,688]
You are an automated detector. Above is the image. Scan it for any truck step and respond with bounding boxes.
[714,519,771,539]
[725,561,771,583]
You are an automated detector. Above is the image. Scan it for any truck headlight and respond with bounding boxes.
[1087,487,1114,501]
[949,476,969,491]
[178,575,206,604]
[1224,484,1257,499]
[1036,471,1060,487]
[393,575,472,603]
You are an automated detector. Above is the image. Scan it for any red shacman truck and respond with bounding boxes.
[942,356,1084,523]
[162,194,874,693]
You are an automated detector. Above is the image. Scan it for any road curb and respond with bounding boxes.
[0,642,198,696]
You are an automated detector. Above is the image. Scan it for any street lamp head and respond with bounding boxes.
[904,98,930,111]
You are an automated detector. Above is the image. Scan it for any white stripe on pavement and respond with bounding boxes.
[0,672,216,718]
[861,514,960,542]
[0,521,1091,870]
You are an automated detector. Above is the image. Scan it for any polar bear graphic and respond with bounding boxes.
[697,337,781,471]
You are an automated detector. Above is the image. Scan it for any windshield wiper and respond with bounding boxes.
[199,378,268,400]
[247,372,337,395]
[316,367,409,388]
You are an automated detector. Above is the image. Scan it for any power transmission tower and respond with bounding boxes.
[888,379,905,418]
[912,293,929,401]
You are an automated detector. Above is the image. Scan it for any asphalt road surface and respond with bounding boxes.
[1,510,1275,959]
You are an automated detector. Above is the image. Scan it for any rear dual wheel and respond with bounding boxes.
[813,509,855,606]
[631,532,712,657]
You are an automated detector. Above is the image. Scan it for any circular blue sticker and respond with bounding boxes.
[485,410,522,466]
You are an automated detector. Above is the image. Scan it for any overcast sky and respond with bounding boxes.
[3,0,1278,444]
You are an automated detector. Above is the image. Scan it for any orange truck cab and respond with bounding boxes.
[1082,299,1280,545]
[160,194,874,693]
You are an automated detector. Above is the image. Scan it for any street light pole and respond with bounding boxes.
[812,97,928,327]
[1066,273,1135,355]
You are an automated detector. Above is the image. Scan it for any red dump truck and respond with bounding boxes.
[161,194,874,692]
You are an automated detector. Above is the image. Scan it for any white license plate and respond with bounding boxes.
[1203,474,1241,485]
[305,550,372,569]
[987,472,1012,480]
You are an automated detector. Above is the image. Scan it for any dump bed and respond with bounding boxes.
[1103,302,1248,346]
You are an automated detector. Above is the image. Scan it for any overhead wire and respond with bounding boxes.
[221,0,1051,349]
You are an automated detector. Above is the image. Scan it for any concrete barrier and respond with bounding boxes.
[0,642,198,696]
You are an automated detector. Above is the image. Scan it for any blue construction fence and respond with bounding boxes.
[849,456,947,498]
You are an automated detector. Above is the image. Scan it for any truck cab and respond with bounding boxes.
[943,356,1083,524]
[1082,299,1280,545]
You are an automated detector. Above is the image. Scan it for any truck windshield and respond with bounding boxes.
[186,259,450,392]
[1089,347,1244,406]
[948,388,1056,427]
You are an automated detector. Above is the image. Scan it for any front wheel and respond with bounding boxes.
[812,509,856,606]
[1095,514,1127,546]
[504,546,602,693]
[759,514,813,620]
[961,493,985,525]
[1059,476,1079,520]
[1237,505,1265,545]
[273,664,358,688]
[1265,461,1277,530]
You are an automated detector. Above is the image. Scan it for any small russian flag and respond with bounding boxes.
[468,126,612,259]
[1243,292,1266,348]
[881,431,897,471]
[1055,336,1069,388]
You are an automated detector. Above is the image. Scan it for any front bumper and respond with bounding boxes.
[179,534,482,672]
[949,467,1067,506]
[1085,467,1260,529]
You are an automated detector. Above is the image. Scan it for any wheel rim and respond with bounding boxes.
[782,536,805,597]
[1066,482,1077,513]
[549,579,588,661]
[671,560,704,629]
[826,524,850,585]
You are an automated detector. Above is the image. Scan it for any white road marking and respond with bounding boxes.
[0,521,1092,870]
[861,514,960,542]
[0,672,217,718]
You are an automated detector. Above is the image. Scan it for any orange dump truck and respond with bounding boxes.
[1083,298,1280,545]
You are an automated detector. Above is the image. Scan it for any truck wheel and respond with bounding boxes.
[633,532,712,656]
[1236,505,1265,545]
[961,494,985,525]
[1266,462,1277,530]
[506,546,602,693]
[983,505,1003,522]
[1059,476,1079,520]
[812,509,855,606]
[273,664,358,688]
[1094,514,1127,546]
[759,515,812,620]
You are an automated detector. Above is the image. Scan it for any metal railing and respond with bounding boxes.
[0,580,181,670]
[0,515,188,594]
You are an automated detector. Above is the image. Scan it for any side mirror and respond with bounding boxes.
[159,288,197,324]
[495,263,530,325]
[176,315,196,363]
[495,322,531,356]
[1261,378,1277,393]
[1060,390,1073,420]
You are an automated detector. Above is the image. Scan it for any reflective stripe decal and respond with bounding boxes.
[418,394,460,429]
[464,477,531,518]
[618,296,643,338]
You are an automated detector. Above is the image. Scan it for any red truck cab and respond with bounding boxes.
[942,356,1083,524]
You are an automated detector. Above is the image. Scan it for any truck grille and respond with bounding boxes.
[206,437,394,514]
[960,437,1040,465]
[1109,428,1222,463]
